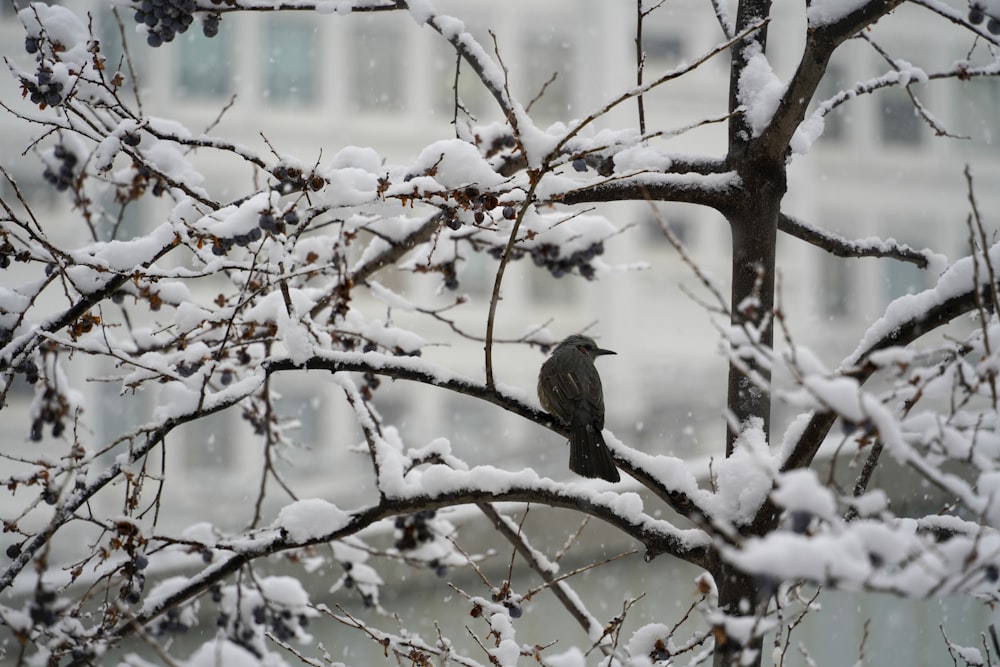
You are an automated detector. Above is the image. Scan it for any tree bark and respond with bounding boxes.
[715,2,782,665]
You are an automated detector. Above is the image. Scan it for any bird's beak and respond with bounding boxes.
[596,347,616,356]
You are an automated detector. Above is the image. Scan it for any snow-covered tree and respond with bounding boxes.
[2,1,1000,666]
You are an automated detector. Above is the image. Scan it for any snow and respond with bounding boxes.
[407,139,507,189]
[181,639,286,667]
[771,469,836,520]
[627,623,671,663]
[194,191,276,238]
[404,0,435,24]
[368,281,417,311]
[276,499,349,542]
[737,42,785,137]
[847,242,981,365]
[141,575,195,615]
[258,575,312,608]
[726,531,873,584]
[489,613,521,666]
[19,3,90,64]
[806,0,871,26]
[790,113,825,154]
[542,647,587,667]
[709,418,775,525]
[612,145,673,173]
[6,1,1000,663]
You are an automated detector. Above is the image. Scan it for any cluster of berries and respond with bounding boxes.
[393,510,437,552]
[530,241,604,280]
[272,165,325,195]
[29,385,70,441]
[119,555,148,604]
[969,2,1000,32]
[257,208,301,235]
[43,145,77,192]
[488,240,605,280]
[339,562,376,607]
[438,187,515,230]
[21,65,65,108]
[211,592,310,655]
[130,0,222,46]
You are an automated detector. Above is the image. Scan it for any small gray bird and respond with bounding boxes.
[537,335,620,482]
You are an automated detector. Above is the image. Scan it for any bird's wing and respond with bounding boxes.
[541,364,605,426]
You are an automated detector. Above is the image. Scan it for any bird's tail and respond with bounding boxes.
[569,421,620,482]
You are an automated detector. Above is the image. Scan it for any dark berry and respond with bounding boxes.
[502,206,515,220]
[969,7,985,24]
[6,544,21,559]
[252,606,266,625]
[23,362,40,384]
[203,14,220,38]
[572,158,587,172]
[989,16,1000,33]
[258,213,277,231]
[25,37,40,54]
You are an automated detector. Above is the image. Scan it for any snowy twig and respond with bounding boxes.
[778,213,932,268]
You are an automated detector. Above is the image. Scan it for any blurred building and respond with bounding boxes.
[0,1,998,663]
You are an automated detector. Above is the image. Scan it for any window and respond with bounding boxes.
[820,254,851,318]
[521,30,573,119]
[643,34,684,64]
[884,257,930,305]
[457,248,492,298]
[97,8,143,82]
[100,200,145,241]
[639,203,698,247]
[432,41,494,121]
[642,210,692,246]
[178,26,231,99]
[1,0,22,19]
[350,18,403,112]
[956,77,1000,148]
[93,378,149,459]
[1,171,55,211]
[262,16,318,105]
[816,63,848,143]
[529,264,579,304]
[181,412,236,470]
[879,88,923,146]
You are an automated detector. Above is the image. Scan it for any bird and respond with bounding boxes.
[537,334,620,482]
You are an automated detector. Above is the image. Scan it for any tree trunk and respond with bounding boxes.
[714,3,783,666]
[724,164,782,455]
[714,562,765,665]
